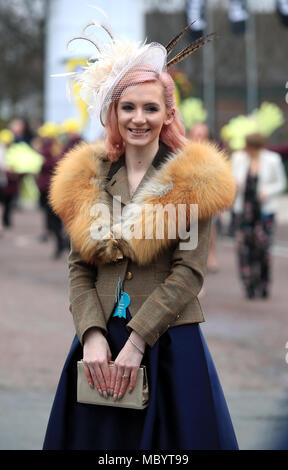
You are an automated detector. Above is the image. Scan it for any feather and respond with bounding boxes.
[87,4,109,19]
[169,32,216,62]
[167,32,217,69]
[67,36,102,53]
[82,21,115,42]
[165,20,197,55]
[51,72,80,77]
[100,24,115,42]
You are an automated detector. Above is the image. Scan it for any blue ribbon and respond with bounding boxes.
[113,277,130,319]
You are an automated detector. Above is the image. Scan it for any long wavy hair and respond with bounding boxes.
[104,66,186,161]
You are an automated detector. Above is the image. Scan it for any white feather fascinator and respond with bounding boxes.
[58,16,215,126]
[76,36,167,125]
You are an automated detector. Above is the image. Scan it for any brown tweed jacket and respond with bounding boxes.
[49,140,236,348]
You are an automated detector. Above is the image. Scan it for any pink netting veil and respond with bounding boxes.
[77,40,167,126]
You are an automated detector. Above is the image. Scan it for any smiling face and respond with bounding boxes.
[116,81,173,148]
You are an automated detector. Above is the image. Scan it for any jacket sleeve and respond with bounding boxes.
[68,242,108,345]
[125,217,212,348]
[264,154,287,198]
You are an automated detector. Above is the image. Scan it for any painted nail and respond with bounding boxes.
[109,389,114,396]
[113,393,118,401]
[89,383,94,389]
[118,393,122,400]
[98,389,103,396]
[103,391,108,399]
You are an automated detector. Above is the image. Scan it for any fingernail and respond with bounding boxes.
[129,388,133,393]
[98,389,103,396]
[89,383,94,389]
[113,394,118,401]
[109,389,113,396]
[118,393,122,400]
[103,391,108,399]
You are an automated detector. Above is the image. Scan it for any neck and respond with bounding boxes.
[125,139,160,173]
[247,147,261,159]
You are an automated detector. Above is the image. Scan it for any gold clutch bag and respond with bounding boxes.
[77,360,149,410]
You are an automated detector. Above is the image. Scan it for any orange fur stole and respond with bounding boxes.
[49,140,236,265]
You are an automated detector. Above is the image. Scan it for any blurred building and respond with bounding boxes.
[45,0,146,141]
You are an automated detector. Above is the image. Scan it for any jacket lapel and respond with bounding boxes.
[105,165,131,206]
[105,142,170,206]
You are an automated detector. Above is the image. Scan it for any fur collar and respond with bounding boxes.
[49,139,236,265]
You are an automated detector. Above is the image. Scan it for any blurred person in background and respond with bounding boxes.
[2,118,43,228]
[187,122,209,141]
[231,132,287,299]
[0,130,12,235]
[35,122,69,259]
[60,118,83,154]
[0,128,22,229]
[221,102,286,241]
[9,117,34,144]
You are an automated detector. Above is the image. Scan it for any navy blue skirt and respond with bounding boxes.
[43,308,238,450]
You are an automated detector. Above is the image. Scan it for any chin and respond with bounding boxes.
[124,134,160,148]
[127,139,150,147]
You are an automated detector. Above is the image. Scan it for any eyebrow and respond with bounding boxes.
[120,101,160,107]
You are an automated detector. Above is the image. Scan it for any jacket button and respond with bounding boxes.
[176,314,180,319]
[125,271,133,280]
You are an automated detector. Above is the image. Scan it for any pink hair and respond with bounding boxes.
[104,67,187,161]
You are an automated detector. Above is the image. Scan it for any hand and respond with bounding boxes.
[83,327,112,398]
[110,333,146,401]
[258,191,267,203]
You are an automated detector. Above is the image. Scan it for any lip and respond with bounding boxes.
[128,128,150,136]
[128,127,150,139]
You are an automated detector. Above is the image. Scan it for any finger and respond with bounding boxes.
[118,368,131,399]
[101,360,112,394]
[128,367,139,394]
[95,362,108,398]
[83,362,94,389]
[109,363,117,396]
[85,362,102,395]
[113,366,124,399]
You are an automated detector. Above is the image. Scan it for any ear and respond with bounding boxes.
[164,108,175,126]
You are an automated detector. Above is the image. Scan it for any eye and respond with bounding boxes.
[145,106,159,112]
[121,105,134,111]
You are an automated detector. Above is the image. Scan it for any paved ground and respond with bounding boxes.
[0,198,288,450]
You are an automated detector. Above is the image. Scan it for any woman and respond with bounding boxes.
[43,25,238,450]
[231,132,287,299]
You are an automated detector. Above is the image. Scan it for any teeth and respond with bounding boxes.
[129,129,148,133]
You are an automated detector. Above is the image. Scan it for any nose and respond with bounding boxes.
[132,108,146,125]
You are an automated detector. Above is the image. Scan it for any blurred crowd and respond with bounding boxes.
[0,117,83,258]
[0,100,287,300]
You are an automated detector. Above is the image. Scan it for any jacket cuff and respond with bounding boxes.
[126,318,159,349]
[125,294,177,348]
[80,324,108,346]
[69,289,108,346]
